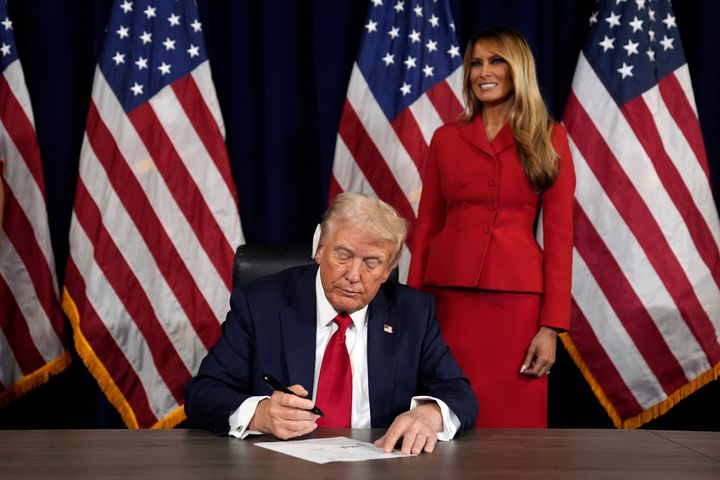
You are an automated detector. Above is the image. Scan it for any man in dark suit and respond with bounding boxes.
[185,193,478,454]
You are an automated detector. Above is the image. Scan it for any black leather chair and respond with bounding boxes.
[233,244,314,287]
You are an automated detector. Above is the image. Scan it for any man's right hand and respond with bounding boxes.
[247,384,319,439]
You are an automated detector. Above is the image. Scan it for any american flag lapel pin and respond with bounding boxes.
[383,324,393,334]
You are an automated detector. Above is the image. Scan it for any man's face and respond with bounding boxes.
[315,224,394,313]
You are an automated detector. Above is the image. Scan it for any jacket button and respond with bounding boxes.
[483,226,492,234]
[460,201,469,209]
[455,180,465,188]
[488,179,498,187]
[456,224,463,232]
[488,203,497,211]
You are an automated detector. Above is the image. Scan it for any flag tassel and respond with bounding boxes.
[0,352,71,408]
[561,333,720,429]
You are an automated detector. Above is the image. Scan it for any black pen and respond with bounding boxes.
[262,373,325,417]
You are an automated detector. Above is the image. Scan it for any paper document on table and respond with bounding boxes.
[254,436,412,464]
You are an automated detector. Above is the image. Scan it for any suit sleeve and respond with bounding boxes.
[538,124,576,330]
[408,131,446,288]
[184,287,256,435]
[416,294,479,432]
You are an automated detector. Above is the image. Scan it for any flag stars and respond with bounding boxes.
[404,55,417,69]
[400,82,411,96]
[0,43,10,56]
[414,5,423,17]
[158,62,171,75]
[623,39,639,56]
[447,44,460,57]
[135,56,148,70]
[371,0,383,6]
[139,31,152,44]
[428,14,439,27]
[191,19,202,32]
[388,26,400,39]
[130,82,143,96]
[168,13,181,27]
[112,51,125,65]
[660,35,674,51]
[635,0,646,10]
[1,17,12,30]
[599,35,615,52]
[163,37,176,50]
[144,5,156,18]
[662,13,676,29]
[382,52,394,66]
[629,16,643,32]
[408,29,421,43]
[120,0,132,14]
[450,21,455,31]
[617,62,633,79]
[116,25,129,39]
[423,64,434,77]
[394,1,404,13]
[425,39,438,52]
[365,19,378,33]
[589,11,598,24]
[605,11,621,28]
[187,44,200,58]
[646,48,655,62]
[649,29,655,42]
[648,9,655,21]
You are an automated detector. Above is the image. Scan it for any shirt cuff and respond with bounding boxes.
[410,395,460,441]
[228,396,269,439]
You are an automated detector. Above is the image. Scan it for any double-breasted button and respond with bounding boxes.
[488,179,498,187]
[488,203,497,211]
[460,201,469,209]
[456,223,463,232]
[483,226,492,234]
[455,180,466,188]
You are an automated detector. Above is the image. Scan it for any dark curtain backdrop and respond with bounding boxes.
[1,0,718,429]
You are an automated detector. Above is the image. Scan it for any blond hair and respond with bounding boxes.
[462,26,558,191]
[320,193,408,268]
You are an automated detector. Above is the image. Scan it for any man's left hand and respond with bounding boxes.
[374,403,443,454]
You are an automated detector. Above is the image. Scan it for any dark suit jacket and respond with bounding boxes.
[408,117,576,330]
[184,264,478,435]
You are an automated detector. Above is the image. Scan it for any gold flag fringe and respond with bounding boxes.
[561,332,720,429]
[0,351,71,408]
[62,288,187,429]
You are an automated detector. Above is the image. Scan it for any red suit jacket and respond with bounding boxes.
[408,116,576,330]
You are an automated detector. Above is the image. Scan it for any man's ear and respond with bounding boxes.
[314,244,323,264]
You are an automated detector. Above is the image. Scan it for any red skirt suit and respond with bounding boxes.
[408,116,575,427]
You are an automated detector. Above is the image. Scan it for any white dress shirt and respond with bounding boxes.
[228,270,460,439]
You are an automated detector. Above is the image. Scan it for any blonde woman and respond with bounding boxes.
[408,26,575,427]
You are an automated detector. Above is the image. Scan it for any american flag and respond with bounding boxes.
[62,0,244,429]
[329,0,463,280]
[0,1,70,406]
[563,0,720,428]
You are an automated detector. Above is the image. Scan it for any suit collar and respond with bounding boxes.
[458,115,515,156]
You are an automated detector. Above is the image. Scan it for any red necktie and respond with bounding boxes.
[315,313,352,428]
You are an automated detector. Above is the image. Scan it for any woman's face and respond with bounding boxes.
[468,40,514,110]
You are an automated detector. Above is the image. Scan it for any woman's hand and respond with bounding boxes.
[519,326,558,377]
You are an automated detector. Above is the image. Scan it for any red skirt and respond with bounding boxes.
[429,287,548,428]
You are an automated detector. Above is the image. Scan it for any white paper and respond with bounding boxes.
[254,436,412,464]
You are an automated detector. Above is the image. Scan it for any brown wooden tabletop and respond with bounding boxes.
[0,428,718,479]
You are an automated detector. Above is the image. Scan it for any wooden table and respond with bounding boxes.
[0,428,718,479]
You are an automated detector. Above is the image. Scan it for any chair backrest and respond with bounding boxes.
[233,244,314,287]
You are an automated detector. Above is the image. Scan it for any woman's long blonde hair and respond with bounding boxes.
[462,26,558,191]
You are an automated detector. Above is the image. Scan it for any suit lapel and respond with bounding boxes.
[458,115,516,156]
[280,268,318,397]
[367,285,397,426]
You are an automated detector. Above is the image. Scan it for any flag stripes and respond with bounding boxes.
[564,0,720,428]
[63,0,243,428]
[0,7,69,404]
